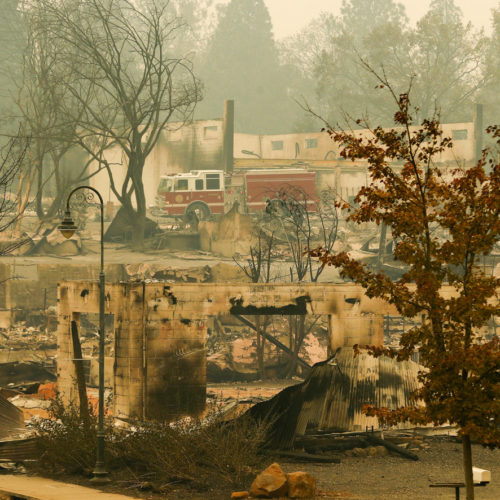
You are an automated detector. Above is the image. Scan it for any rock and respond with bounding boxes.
[367,446,388,457]
[287,471,316,498]
[231,492,249,499]
[250,463,288,498]
[351,447,367,457]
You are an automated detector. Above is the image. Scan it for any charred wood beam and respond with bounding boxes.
[229,295,310,315]
[265,450,341,463]
[233,314,311,370]
[366,434,419,461]
[71,320,90,426]
[294,436,369,451]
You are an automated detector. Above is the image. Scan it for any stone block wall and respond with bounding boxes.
[58,281,468,421]
[57,281,206,421]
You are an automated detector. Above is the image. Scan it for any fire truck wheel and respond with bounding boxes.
[185,202,210,221]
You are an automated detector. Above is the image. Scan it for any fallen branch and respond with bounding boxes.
[265,450,341,463]
[366,434,418,461]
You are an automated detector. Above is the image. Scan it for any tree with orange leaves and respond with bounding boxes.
[310,84,500,499]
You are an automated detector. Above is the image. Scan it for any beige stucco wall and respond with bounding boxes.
[86,121,475,209]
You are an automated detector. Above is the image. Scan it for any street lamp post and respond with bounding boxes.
[59,185,108,481]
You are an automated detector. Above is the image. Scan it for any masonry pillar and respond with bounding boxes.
[56,284,79,406]
[145,311,206,420]
[223,99,234,174]
[113,282,144,420]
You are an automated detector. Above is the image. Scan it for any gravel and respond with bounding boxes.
[280,440,500,499]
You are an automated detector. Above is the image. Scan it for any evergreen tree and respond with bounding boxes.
[281,0,410,129]
[480,5,500,128]
[0,0,25,130]
[196,0,294,133]
[410,0,486,122]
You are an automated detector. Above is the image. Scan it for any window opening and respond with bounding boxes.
[175,179,188,191]
[206,173,220,190]
[452,129,468,140]
[204,126,218,139]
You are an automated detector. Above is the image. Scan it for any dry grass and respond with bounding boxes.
[28,397,270,495]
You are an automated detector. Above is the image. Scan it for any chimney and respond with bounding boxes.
[222,99,234,174]
[473,103,483,164]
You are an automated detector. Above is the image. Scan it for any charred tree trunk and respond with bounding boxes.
[462,433,474,500]
[286,315,306,377]
[35,156,45,220]
[15,170,34,233]
[119,153,147,249]
[71,320,90,427]
[256,316,266,378]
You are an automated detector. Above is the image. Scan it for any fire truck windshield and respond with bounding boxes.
[175,179,188,191]
[158,178,173,193]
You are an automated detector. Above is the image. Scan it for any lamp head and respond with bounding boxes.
[58,210,77,239]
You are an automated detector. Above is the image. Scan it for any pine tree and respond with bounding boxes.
[410,0,486,122]
[196,0,293,133]
[0,0,25,129]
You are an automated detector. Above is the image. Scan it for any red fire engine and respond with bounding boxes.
[156,168,317,219]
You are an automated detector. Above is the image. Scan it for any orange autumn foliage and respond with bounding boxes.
[310,92,500,447]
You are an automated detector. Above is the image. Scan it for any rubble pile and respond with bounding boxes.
[207,315,328,382]
[124,261,249,283]
[29,226,84,257]
[0,322,58,425]
[0,323,57,364]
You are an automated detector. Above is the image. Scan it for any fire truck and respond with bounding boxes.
[156,168,317,219]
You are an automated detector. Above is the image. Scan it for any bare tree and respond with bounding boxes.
[267,185,338,282]
[234,224,275,377]
[234,225,275,284]
[38,0,201,247]
[0,133,31,254]
[267,186,338,376]
[16,5,102,222]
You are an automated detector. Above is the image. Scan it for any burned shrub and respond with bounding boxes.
[28,398,271,494]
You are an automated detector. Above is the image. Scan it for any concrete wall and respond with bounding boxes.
[57,281,207,421]
[234,123,475,164]
[88,120,224,206]
[0,262,127,312]
[56,280,474,421]
[57,281,397,420]
[158,119,224,174]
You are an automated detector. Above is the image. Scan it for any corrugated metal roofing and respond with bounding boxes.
[247,347,422,449]
[0,393,25,440]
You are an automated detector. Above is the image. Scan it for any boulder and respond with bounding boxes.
[351,447,368,457]
[287,471,317,499]
[250,462,288,498]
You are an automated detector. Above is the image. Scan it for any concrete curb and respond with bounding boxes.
[0,475,142,500]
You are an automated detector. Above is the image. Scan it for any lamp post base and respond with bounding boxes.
[90,470,110,483]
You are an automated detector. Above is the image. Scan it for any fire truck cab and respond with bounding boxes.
[157,170,224,219]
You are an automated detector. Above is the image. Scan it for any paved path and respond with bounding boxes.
[0,474,141,500]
